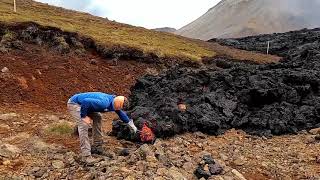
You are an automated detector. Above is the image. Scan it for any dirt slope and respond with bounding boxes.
[176,0,320,40]
[0,22,159,111]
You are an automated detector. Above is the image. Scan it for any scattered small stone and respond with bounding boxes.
[11,40,24,50]
[231,169,247,180]
[119,148,130,156]
[195,166,211,179]
[0,113,18,120]
[300,130,308,135]
[233,156,246,166]
[120,167,131,173]
[53,154,64,160]
[2,160,11,166]
[154,177,165,180]
[90,59,98,65]
[209,163,223,175]
[52,160,65,169]
[195,132,207,139]
[195,155,223,179]
[203,155,215,164]
[0,46,8,53]
[65,152,75,165]
[156,168,168,176]
[0,143,21,158]
[209,176,224,180]
[124,175,135,180]
[1,67,9,73]
[182,162,194,172]
[33,168,46,178]
[0,124,10,130]
[315,135,320,141]
[137,144,154,159]
[136,161,147,171]
[146,155,157,163]
[305,135,316,144]
[29,167,40,174]
[219,153,228,161]
[168,167,187,180]
[47,115,60,121]
[204,164,209,172]
[309,128,320,135]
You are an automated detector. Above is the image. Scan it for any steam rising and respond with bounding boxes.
[277,0,320,27]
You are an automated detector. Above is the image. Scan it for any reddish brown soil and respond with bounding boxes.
[0,44,158,112]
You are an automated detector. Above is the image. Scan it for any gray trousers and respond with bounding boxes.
[67,101,103,157]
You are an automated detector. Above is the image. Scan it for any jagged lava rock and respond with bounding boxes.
[113,28,320,138]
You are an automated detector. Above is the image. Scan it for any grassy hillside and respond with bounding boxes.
[0,0,215,60]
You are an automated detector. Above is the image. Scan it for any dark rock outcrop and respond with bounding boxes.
[112,28,320,139]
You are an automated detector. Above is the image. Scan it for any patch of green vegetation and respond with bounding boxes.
[1,29,15,42]
[0,0,215,60]
[46,122,74,135]
[3,30,13,39]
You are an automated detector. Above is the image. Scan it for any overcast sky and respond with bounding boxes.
[35,0,221,29]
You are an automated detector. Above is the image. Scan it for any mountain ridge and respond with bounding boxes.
[175,0,320,40]
[152,27,177,33]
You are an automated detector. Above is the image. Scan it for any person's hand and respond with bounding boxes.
[82,116,92,125]
[128,119,138,133]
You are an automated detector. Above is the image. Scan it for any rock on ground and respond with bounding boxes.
[0,143,21,158]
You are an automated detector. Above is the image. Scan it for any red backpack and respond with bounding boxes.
[140,122,155,143]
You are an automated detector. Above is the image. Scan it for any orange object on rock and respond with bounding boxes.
[140,122,155,143]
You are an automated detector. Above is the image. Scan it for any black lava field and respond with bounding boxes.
[113,28,320,139]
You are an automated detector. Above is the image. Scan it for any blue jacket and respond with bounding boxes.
[69,92,130,123]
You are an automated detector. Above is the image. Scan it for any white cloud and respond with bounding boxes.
[35,0,221,29]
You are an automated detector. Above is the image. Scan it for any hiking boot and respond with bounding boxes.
[91,146,116,159]
[79,156,102,166]
[91,145,105,155]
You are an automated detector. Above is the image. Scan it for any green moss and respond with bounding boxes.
[1,30,15,41]
[46,122,74,135]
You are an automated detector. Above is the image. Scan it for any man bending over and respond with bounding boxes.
[67,92,137,161]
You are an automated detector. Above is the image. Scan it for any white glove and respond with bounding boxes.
[128,119,138,133]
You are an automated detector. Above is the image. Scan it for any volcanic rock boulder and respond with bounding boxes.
[112,28,320,139]
[194,155,223,179]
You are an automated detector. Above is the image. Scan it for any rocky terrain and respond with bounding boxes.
[176,0,320,40]
[1,13,320,180]
[113,28,320,140]
[210,27,320,63]
[1,110,320,179]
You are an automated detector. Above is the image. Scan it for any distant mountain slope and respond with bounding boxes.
[176,0,320,40]
[153,27,176,33]
[0,0,214,60]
